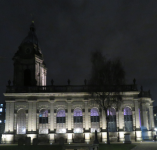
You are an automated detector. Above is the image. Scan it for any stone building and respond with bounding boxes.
[153,106,157,131]
[0,103,5,143]
[1,22,155,144]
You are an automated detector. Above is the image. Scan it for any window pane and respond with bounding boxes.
[74,116,83,123]
[91,108,100,132]
[56,110,66,133]
[74,109,83,133]
[108,108,116,132]
[124,107,133,131]
[17,109,26,134]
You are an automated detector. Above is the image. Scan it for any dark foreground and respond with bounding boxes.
[0,144,136,150]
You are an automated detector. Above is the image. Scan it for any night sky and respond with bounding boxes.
[0,0,157,106]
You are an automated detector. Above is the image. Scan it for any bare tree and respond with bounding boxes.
[89,50,125,144]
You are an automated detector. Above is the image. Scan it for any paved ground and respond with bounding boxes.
[1,141,157,150]
[132,142,157,150]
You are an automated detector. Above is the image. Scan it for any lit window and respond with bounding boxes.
[39,110,48,123]
[0,120,2,123]
[0,108,2,112]
[0,104,3,107]
[91,108,100,133]
[73,109,83,133]
[56,110,66,133]
[154,114,156,116]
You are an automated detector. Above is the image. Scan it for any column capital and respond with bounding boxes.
[66,100,72,103]
[83,100,88,104]
[50,100,55,103]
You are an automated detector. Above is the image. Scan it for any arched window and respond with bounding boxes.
[56,110,66,133]
[107,108,117,132]
[17,109,26,134]
[91,108,100,132]
[74,108,83,133]
[39,109,48,134]
[39,109,48,123]
[24,69,31,86]
[124,107,133,131]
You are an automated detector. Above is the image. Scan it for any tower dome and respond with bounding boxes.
[12,22,47,86]
[13,21,43,59]
[21,21,39,46]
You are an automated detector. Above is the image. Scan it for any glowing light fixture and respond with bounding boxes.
[62,129,66,133]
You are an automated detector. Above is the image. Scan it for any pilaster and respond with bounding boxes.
[141,103,148,129]
[67,101,72,131]
[134,101,140,129]
[14,113,17,131]
[116,111,119,130]
[50,101,55,131]
[28,102,37,132]
[149,106,154,129]
[118,107,124,130]
[132,111,136,129]
[5,102,14,133]
[84,101,89,130]
[101,109,106,130]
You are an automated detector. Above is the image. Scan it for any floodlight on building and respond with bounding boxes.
[76,128,80,133]
[62,129,66,133]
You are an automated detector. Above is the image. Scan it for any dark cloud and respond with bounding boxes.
[0,0,157,105]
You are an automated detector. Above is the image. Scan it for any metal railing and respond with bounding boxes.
[6,84,138,93]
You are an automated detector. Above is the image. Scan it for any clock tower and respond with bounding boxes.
[13,21,47,86]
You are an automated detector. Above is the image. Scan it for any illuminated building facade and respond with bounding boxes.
[153,106,157,130]
[0,103,5,143]
[1,23,155,144]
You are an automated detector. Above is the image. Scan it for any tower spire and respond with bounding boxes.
[30,20,35,32]
[13,22,47,86]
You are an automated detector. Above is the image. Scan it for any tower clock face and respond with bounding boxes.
[25,47,32,54]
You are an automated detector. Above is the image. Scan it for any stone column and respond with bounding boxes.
[141,103,148,129]
[5,102,14,133]
[149,106,154,130]
[101,109,106,130]
[101,109,107,143]
[118,107,124,130]
[84,101,89,130]
[50,101,55,131]
[132,111,136,129]
[116,111,119,130]
[14,113,16,131]
[44,70,47,86]
[26,113,28,131]
[135,101,140,129]
[118,107,125,142]
[67,101,72,131]
[28,102,37,131]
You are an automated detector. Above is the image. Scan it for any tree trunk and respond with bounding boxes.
[107,117,110,144]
